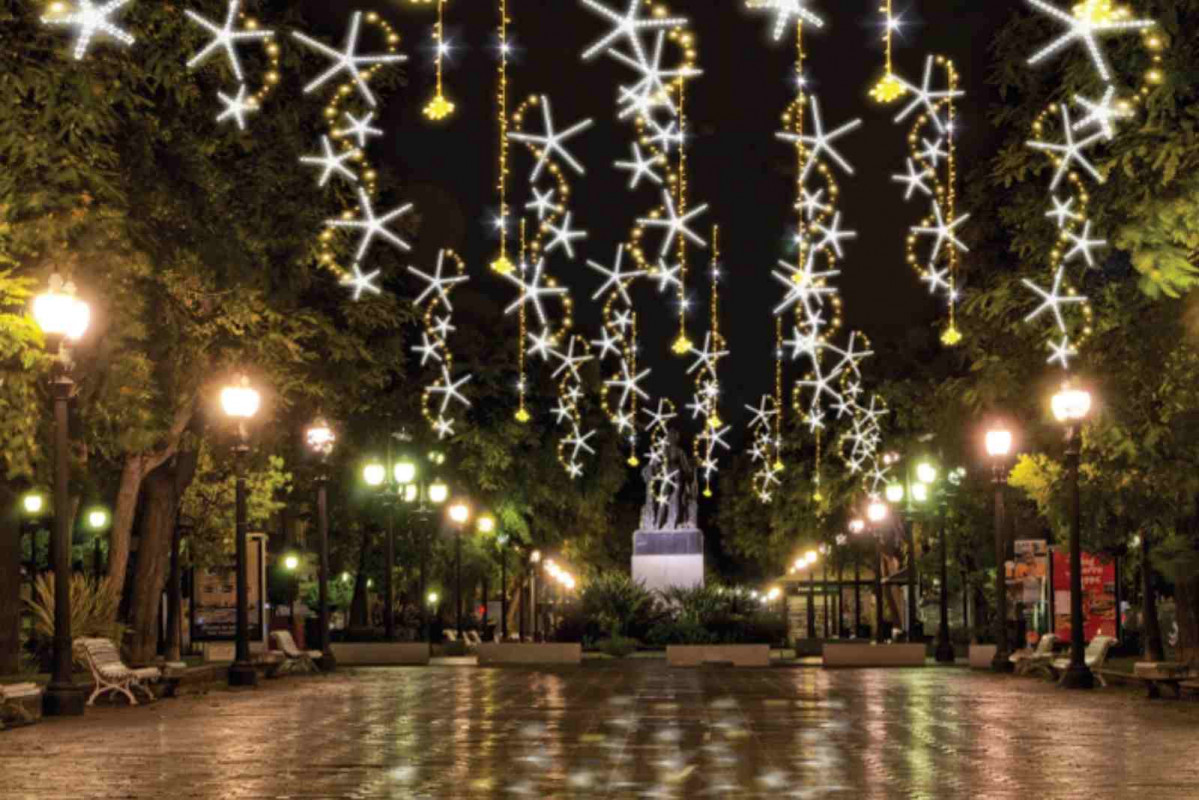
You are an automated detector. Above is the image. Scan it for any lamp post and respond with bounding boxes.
[221,375,261,687]
[528,549,541,640]
[449,501,471,638]
[1052,386,1095,689]
[867,499,888,643]
[85,507,109,581]
[33,275,90,716]
[477,514,495,631]
[305,417,336,670]
[848,518,865,637]
[20,493,46,583]
[424,478,448,641]
[985,425,1014,673]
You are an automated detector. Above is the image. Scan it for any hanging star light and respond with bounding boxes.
[638,189,709,258]
[687,331,729,375]
[869,0,906,103]
[507,95,594,181]
[798,188,831,220]
[892,159,934,200]
[911,201,970,263]
[551,336,594,381]
[428,366,472,414]
[811,211,857,258]
[408,250,470,309]
[185,0,273,82]
[1063,219,1106,266]
[606,359,651,408]
[216,84,257,130]
[341,263,382,300]
[776,95,862,182]
[525,187,560,220]
[41,0,135,61]
[292,11,407,107]
[300,135,359,187]
[1073,85,1131,139]
[545,211,588,259]
[587,244,646,305]
[1047,335,1077,368]
[1026,105,1105,190]
[412,332,442,366]
[654,259,682,293]
[615,142,664,189]
[578,0,688,62]
[1024,0,1154,84]
[893,54,964,133]
[591,327,623,360]
[334,111,384,147]
[326,187,413,260]
[1046,195,1081,227]
[1023,266,1087,332]
[745,0,825,41]
[607,30,701,119]
[502,260,568,327]
[422,0,457,121]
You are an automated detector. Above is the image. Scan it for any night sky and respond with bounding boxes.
[301,0,1017,420]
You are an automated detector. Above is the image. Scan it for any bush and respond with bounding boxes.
[645,619,716,646]
[580,572,657,638]
[25,574,125,669]
[595,635,639,658]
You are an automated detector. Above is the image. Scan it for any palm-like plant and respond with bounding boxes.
[580,573,654,638]
[25,574,125,664]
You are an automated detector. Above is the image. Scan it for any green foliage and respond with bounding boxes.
[580,572,655,638]
[593,635,639,658]
[25,574,125,662]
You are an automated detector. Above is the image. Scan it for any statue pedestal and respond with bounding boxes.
[632,529,704,595]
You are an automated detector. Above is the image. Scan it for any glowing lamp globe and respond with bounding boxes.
[1051,388,1092,424]
[305,418,335,456]
[985,429,1013,458]
[394,459,417,485]
[867,500,888,523]
[449,502,470,524]
[33,275,90,342]
[916,462,937,484]
[402,484,419,504]
[363,462,386,487]
[283,554,299,571]
[477,514,495,534]
[87,509,109,529]
[848,518,865,534]
[911,483,929,503]
[429,480,449,505]
[23,493,45,515]
[427,592,439,605]
[220,376,260,419]
[767,587,781,601]
[885,483,904,504]
[805,550,818,565]
[530,549,541,564]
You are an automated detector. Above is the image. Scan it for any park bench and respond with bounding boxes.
[270,630,322,674]
[75,637,161,706]
[1011,633,1058,676]
[1,683,43,728]
[1125,662,1199,699]
[1049,635,1116,687]
[463,630,482,649]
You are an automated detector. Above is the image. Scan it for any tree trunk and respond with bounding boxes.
[0,492,21,674]
[349,526,372,629]
[1174,568,1199,667]
[1141,532,1165,662]
[106,456,146,595]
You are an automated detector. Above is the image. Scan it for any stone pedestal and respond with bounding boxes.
[632,529,704,594]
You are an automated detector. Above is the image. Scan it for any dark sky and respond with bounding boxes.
[302,0,1016,423]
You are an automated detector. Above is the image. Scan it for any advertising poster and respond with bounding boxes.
[1051,550,1116,640]
[191,534,265,642]
[1006,540,1048,611]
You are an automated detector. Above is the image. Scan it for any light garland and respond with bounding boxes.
[689,226,729,498]
[412,250,472,439]
[421,0,456,121]
[41,0,135,61]
[868,0,906,103]
[184,1,282,126]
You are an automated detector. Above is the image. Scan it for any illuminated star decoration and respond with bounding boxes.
[605,359,651,408]
[41,0,135,61]
[892,158,934,200]
[812,211,857,258]
[1046,195,1080,228]
[429,366,472,414]
[646,118,685,152]
[615,142,664,189]
[1023,266,1086,332]
[776,95,862,182]
[216,84,257,130]
[300,135,358,187]
[334,111,384,148]
[551,337,594,381]
[578,0,688,63]
[587,244,646,305]
[326,187,413,261]
[341,263,381,300]
[921,265,950,294]
[1027,105,1105,190]
[1063,219,1106,267]
[911,200,970,264]
[185,0,273,82]
[1047,336,1077,368]
[747,0,825,41]
[545,211,588,259]
[1072,86,1130,140]
[687,332,729,375]
[773,257,840,317]
[745,396,778,430]
[591,327,622,360]
[502,260,567,326]
[654,259,682,293]
[607,30,701,119]
[412,333,442,366]
[525,187,560,220]
[407,250,469,310]
[798,188,831,220]
[291,10,407,107]
[893,54,964,133]
[507,95,594,182]
[1024,0,1154,84]
[563,426,598,460]
[638,189,709,258]
[527,328,556,362]
[919,137,948,167]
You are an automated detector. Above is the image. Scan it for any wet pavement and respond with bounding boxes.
[4,661,1199,799]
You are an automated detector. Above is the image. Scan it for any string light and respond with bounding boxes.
[869,0,906,103]
[491,0,514,275]
[422,0,456,121]
[413,250,472,439]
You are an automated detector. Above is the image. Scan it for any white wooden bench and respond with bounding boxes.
[1011,633,1058,676]
[1049,635,1116,687]
[74,637,161,706]
[1,683,43,728]
[270,630,322,674]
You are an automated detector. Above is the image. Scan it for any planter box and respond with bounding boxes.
[666,645,770,668]
[968,644,998,669]
[476,643,581,665]
[822,643,926,668]
[331,642,430,666]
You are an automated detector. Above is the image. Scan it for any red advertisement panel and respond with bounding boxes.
[1051,551,1116,641]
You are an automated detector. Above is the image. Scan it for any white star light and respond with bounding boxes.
[545,211,587,259]
[638,190,709,258]
[608,30,701,119]
[1073,86,1130,140]
[654,259,682,293]
[552,338,594,381]
[1024,0,1154,84]
[216,84,257,130]
[1027,105,1105,191]
[748,0,825,41]
[185,1,272,83]
[615,143,664,189]
[41,0,135,61]
[300,135,358,187]
[508,95,594,182]
[776,95,862,183]
[429,366,472,414]
[612,309,634,332]
[687,332,729,375]
[919,137,948,167]
[525,187,560,220]
[1063,219,1106,267]
[746,396,778,429]
[291,11,406,107]
[551,399,574,425]
[588,244,646,305]
[1046,195,1081,228]
[1047,335,1077,368]
[643,399,676,431]
[922,265,950,294]
[1023,266,1086,332]
[563,426,598,460]
[911,201,970,263]
[503,260,567,326]
[578,0,688,63]
[784,326,819,360]
[773,256,840,317]
[591,328,622,360]
[527,328,556,362]
[326,188,413,261]
[341,263,382,300]
[566,461,584,479]
[812,211,857,258]
[431,315,456,339]
[334,111,383,148]
[408,250,468,309]
[892,158,934,200]
[798,188,831,220]
[433,415,455,439]
[412,332,442,366]
[606,361,651,408]
[893,54,965,133]
[646,118,685,152]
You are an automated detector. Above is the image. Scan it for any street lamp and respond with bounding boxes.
[418,473,448,643]
[985,422,1014,674]
[221,374,261,688]
[33,275,90,716]
[496,531,510,639]
[449,501,471,637]
[22,493,45,516]
[85,507,109,580]
[866,500,889,643]
[1052,385,1095,689]
[848,517,865,637]
[305,416,336,670]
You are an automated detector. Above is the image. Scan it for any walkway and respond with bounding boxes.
[4,662,1197,798]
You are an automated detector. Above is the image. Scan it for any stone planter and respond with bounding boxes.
[968,644,998,669]
[822,642,927,667]
[331,642,431,666]
[476,643,581,665]
[666,644,770,667]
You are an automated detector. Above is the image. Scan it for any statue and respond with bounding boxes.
[644,430,698,531]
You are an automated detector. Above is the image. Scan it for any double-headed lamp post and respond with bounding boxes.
[32,275,90,716]
[1052,386,1095,689]
[221,375,261,687]
[449,501,471,637]
[866,499,889,643]
[985,425,1014,673]
[305,417,336,670]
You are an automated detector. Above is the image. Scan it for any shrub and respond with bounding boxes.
[25,574,125,667]
[645,619,715,646]
[595,635,639,658]
[581,572,656,638]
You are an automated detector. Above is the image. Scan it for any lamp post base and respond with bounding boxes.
[42,683,85,716]
[934,639,955,664]
[990,651,1014,673]
[318,651,337,672]
[228,661,258,687]
[1060,663,1094,690]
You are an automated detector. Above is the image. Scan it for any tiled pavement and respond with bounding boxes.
[4,662,1198,799]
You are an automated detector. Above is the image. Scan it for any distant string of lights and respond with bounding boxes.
[417,0,455,122]
[410,250,473,439]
